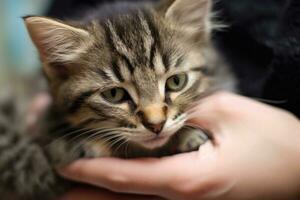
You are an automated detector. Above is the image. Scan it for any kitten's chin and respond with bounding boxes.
[138,135,170,149]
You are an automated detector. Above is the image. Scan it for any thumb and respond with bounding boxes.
[187,92,232,135]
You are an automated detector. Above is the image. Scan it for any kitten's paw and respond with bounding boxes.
[177,129,208,153]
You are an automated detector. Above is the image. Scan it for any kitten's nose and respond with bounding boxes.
[137,104,168,134]
[143,121,166,134]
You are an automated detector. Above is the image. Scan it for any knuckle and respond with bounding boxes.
[175,183,199,199]
[169,172,230,200]
[210,92,237,114]
[167,175,200,199]
[105,173,130,192]
[200,173,233,199]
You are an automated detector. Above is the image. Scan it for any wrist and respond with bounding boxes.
[291,119,300,195]
[297,120,300,190]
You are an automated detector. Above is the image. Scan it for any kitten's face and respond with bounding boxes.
[25,0,217,149]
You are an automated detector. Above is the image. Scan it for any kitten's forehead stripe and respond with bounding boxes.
[111,59,125,82]
[162,53,170,71]
[143,11,161,49]
[106,20,130,57]
[138,11,155,66]
[175,55,185,68]
[102,21,117,56]
[102,10,172,84]
[143,11,164,70]
[120,54,134,74]
[149,41,156,69]
[103,21,135,75]
[95,68,111,81]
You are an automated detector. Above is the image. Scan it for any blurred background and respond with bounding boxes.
[0,0,51,86]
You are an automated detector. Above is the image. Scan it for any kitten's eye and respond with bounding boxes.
[102,88,128,104]
[166,73,188,92]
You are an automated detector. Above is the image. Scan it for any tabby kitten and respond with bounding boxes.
[0,0,235,199]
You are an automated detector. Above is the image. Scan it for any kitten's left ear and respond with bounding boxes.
[158,0,213,38]
[23,16,90,64]
[23,16,91,81]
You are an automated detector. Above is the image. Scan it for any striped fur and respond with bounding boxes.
[24,0,236,158]
[0,0,236,199]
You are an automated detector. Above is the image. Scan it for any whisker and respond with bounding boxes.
[65,128,114,144]
[252,97,288,104]
[70,130,123,158]
[111,136,128,155]
[47,128,122,162]
[108,136,126,152]
[46,123,74,136]
[110,136,127,155]
[75,129,119,148]
[124,139,130,158]
[68,131,120,159]
[46,118,104,142]
[46,127,90,148]
[91,131,121,145]
[49,125,122,146]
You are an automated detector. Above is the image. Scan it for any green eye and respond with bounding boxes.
[166,73,188,92]
[102,88,128,104]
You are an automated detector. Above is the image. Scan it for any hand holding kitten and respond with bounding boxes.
[59,92,300,200]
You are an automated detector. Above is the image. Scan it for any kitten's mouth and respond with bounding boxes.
[139,135,170,149]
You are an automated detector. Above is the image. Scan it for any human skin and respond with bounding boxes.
[26,92,52,133]
[53,92,300,200]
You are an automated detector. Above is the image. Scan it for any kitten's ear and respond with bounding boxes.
[23,16,89,63]
[158,0,212,37]
[23,16,90,79]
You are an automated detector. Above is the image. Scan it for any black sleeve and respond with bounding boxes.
[214,0,300,118]
[263,0,300,117]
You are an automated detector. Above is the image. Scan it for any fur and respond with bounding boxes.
[0,0,235,199]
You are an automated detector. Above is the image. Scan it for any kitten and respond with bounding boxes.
[0,0,235,199]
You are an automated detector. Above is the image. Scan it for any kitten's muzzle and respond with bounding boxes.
[137,104,168,134]
[143,121,166,134]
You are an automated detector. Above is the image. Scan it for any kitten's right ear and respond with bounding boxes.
[23,16,90,63]
[23,16,90,79]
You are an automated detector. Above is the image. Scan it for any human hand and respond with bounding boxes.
[58,187,163,200]
[26,92,51,133]
[59,92,300,200]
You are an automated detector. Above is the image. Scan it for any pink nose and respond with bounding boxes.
[143,121,166,134]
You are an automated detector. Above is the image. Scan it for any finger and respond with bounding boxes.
[59,152,201,196]
[28,93,51,116]
[186,92,240,141]
[187,92,261,133]
[188,91,288,126]
[26,93,51,129]
[60,187,163,200]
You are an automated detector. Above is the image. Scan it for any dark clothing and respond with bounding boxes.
[47,0,300,117]
[214,0,300,117]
